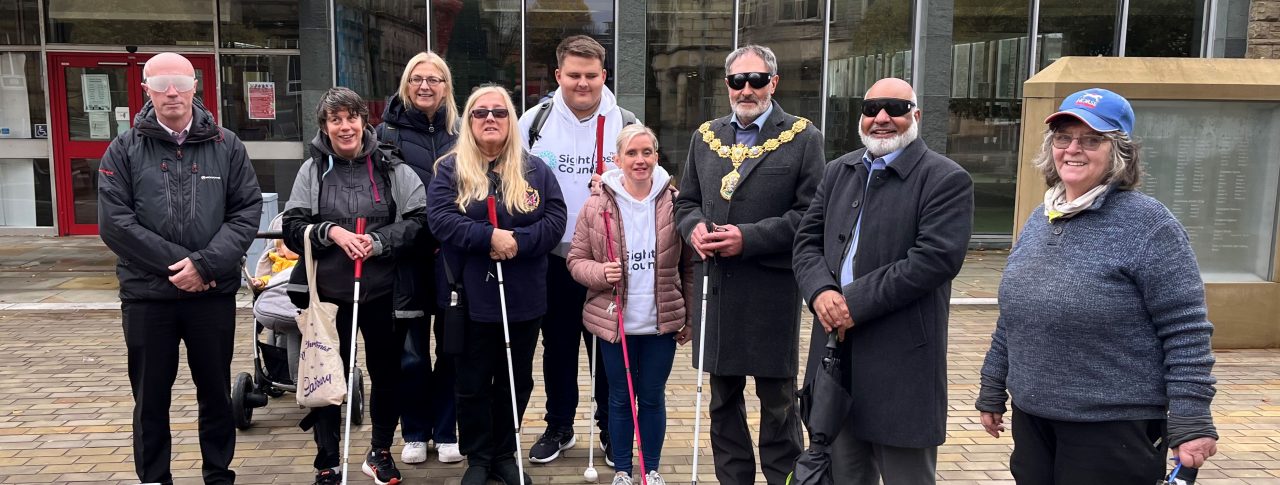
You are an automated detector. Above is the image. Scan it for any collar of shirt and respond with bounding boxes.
[862,145,905,171]
[730,102,774,133]
[164,117,193,142]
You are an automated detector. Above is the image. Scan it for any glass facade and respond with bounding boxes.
[0,158,52,227]
[0,0,1267,234]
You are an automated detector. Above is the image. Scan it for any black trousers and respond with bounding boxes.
[122,294,237,485]
[1011,404,1168,484]
[709,374,803,485]
[310,294,406,469]
[541,255,609,432]
[456,317,541,466]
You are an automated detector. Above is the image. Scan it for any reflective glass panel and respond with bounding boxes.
[44,0,214,46]
[434,0,522,112]
[1133,100,1280,282]
[825,0,914,158]
[1126,0,1200,57]
[0,158,53,227]
[646,0,734,176]
[1213,0,1250,58]
[251,158,304,205]
[1036,0,1118,70]
[0,52,47,138]
[0,0,40,45]
[69,158,100,225]
[740,0,825,127]
[64,66,130,141]
[524,0,615,110]
[220,55,303,141]
[949,0,1029,234]
[335,0,428,106]
[219,0,300,49]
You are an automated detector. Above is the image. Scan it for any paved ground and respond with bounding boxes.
[1,236,1277,484]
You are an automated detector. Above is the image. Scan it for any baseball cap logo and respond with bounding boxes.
[1075,92,1103,109]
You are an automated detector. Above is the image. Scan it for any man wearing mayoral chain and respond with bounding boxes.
[674,44,825,485]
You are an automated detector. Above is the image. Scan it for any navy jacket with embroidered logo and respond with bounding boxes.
[427,152,566,323]
[98,98,263,301]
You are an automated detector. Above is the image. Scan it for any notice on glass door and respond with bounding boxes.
[82,74,112,112]
[88,111,111,139]
[247,82,276,120]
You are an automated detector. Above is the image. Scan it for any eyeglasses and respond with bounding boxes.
[409,76,445,87]
[471,108,510,120]
[725,72,774,90]
[1050,133,1108,151]
[144,75,196,93]
[861,98,915,117]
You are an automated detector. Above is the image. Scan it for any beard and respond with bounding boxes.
[731,92,771,122]
[859,115,919,157]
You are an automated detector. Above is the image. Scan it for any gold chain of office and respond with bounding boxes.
[699,117,810,200]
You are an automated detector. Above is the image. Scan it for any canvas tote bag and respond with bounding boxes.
[295,224,347,407]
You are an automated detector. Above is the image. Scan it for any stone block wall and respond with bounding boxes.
[1249,0,1280,59]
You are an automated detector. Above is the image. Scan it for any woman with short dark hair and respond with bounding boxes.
[283,86,427,485]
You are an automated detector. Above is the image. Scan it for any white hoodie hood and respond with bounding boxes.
[519,86,626,257]
[602,165,671,335]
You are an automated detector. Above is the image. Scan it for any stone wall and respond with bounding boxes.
[1249,0,1280,59]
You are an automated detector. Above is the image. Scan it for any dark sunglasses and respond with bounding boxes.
[725,72,773,90]
[471,108,510,119]
[861,98,916,117]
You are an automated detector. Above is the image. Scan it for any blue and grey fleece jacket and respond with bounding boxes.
[977,187,1217,447]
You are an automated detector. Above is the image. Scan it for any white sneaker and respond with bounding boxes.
[610,472,633,485]
[436,442,463,463]
[401,441,427,464]
[645,470,666,485]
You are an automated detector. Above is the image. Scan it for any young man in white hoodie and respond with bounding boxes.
[519,34,637,465]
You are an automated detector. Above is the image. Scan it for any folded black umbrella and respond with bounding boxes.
[789,333,852,485]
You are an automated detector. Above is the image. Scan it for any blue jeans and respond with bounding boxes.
[400,314,458,444]
[599,333,676,475]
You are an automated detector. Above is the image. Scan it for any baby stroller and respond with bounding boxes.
[230,217,365,430]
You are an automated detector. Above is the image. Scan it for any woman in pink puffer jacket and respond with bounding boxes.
[567,124,692,485]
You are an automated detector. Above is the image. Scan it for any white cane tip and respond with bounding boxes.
[584,467,598,482]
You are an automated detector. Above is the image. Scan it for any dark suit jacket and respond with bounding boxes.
[793,138,974,448]
[675,102,825,378]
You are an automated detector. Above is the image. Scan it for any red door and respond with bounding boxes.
[48,52,217,235]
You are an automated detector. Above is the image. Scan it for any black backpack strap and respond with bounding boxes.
[527,101,553,146]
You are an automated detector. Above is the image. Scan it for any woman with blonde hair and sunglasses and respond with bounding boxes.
[426,85,567,485]
[376,51,464,466]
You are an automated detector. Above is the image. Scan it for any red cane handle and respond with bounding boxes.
[595,115,606,175]
[487,195,499,228]
[354,217,366,278]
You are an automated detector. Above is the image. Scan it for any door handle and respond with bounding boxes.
[97,62,128,66]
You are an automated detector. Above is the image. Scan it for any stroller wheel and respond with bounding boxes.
[352,367,365,426]
[231,372,254,430]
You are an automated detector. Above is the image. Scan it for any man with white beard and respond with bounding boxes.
[792,77,974,484]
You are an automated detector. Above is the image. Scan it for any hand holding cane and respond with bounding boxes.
[489,195,528,485]
[602,210,648,485]
[340,217,366,485]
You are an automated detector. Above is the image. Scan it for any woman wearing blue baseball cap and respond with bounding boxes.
[975,88,1219,483]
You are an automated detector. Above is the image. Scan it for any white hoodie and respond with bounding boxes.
[519,86,628,257]
[601,165,671,335]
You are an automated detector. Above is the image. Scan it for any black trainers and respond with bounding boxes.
[314,468,342,485]
[600,428,615,468]
[529,427,576,463]
[461,464,489,485]
[361,448,402,485]
[490,458,533,485]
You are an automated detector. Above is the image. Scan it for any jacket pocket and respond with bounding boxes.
[910,305,928,348]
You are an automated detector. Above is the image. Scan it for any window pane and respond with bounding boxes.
[524,0,615,110]
[251,158,304,205]
[646,0,734,176]
[1133,100,1280,281]
[0,52,47,139]
[434,0,521,111]
[949,0,1029,235]
[1037,0,1117,70]
[0,158,52,227]
[44,0,214,46]
[220,55,304,141]
[0,0,40,45]
[335,0,428,113]
[1126,0,1199,57]
[219,0,299,49]
[741,0,826,127]
[1214,0,1250,58]
[825,0,915,158]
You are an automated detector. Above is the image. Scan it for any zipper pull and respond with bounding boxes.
[190,162,198,174]
[160,162,169,172]
[175,148,183,159]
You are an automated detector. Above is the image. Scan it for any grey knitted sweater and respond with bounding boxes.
[977,188,1217,429]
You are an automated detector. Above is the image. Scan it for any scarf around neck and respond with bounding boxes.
[1043,183,1110,222]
